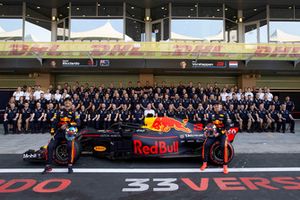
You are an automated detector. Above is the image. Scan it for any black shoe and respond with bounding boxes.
[42,165,52,174]
[291,130,295,134]
[68,166,73,174]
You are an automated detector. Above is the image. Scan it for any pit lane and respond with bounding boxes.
[0,153,300,200]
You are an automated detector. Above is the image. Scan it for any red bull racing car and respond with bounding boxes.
[23,117,238,166]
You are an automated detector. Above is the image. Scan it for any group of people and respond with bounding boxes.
[3,81,296,134]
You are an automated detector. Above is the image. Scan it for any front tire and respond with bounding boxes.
[53,140,81,165]
[209,141,234,165]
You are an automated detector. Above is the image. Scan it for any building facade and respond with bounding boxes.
[0,0,299,93]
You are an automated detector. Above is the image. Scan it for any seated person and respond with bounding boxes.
[3,103,19,134]
[144,103,155,118]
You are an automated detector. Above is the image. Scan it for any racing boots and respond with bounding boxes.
[200,162,207,171]
[68,165,73,174]
[223,165,229,174]
[42,165,52,174]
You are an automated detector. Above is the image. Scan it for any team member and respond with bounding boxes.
[248,104,259,132]
[195,103,206,124]
[131,94,140,111]
[152,93,161,110]
[121,93,131,110]
[17,102,32,133]
[200,102,230,174]
[112,93,122,110]
[191,94,201,109]
[166,104,176,118]
[44,103,57,134]
[182,94,190,109]
[226,104,238,127]
[103,93,112,110]
[162,94,171,110]
[119,104,131,123]
[176,105,187,119]
[257,103,272,132]
[30,102,44,133]
[49,94,58,110]
[156,103,166,117]
[132,104,144,124]
[98,103,109,130]
[108,104,119,126]
[284,96,295,112]
[16,96,25,111]
[78,105,88,129]
[43,98,80,174]
[28,95,36,111]
[140,94,150,110]
[263,94,271,110]
[223,96,231,110]
[72,93,81,111]
[81,92,92,111]
[88,105,98,129]
[13,87,24,101]
[236,104,251,132]
[38,93,48,110]
[3,103,19,134]
[268,104,281,132]
[172,94,181,110]
[280,104,295,133]
[272,96,281,111]
[186,104,196,123]
[144,103,155,118]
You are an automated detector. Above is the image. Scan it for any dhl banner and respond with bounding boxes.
[0,41,300,60]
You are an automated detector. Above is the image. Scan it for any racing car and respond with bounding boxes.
[23,117,239,166]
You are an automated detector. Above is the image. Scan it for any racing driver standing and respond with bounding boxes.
[43,98,80,174]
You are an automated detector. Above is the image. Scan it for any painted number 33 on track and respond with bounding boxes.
[122,177,300,192]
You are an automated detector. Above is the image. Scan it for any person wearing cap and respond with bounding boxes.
[43,98,80,174]
[200,101,230,174]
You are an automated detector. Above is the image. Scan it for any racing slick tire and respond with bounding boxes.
[209,141,234,165]
[52,140,81,165]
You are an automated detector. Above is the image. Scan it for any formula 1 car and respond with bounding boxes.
[23,117,239,166]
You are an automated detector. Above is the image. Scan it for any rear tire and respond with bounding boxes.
[53,140,81,165]
[209,141,234,165]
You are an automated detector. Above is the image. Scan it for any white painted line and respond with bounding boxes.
[0,167,300,173]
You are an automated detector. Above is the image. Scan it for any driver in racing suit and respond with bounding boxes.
[200,101,230,174]
[43,98,80,174]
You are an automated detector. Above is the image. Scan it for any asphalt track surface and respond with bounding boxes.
[0,153,300,200]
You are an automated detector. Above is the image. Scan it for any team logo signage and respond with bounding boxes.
[1,42,300,60]
[132,134,179,156]
[143,117,192,133]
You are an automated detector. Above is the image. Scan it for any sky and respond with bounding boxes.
[0,18,300,42]
[171,19,223,39]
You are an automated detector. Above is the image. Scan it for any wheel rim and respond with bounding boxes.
[212,145,232,163]
[55,144,68,162]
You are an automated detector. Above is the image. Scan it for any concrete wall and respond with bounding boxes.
[0,74,35,89]
[55,74,139,87]
[1,73,299,92]
[154,75,238,87]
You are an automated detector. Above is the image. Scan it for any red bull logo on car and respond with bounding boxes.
[143,117,192,133]
[133,140,179,155]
